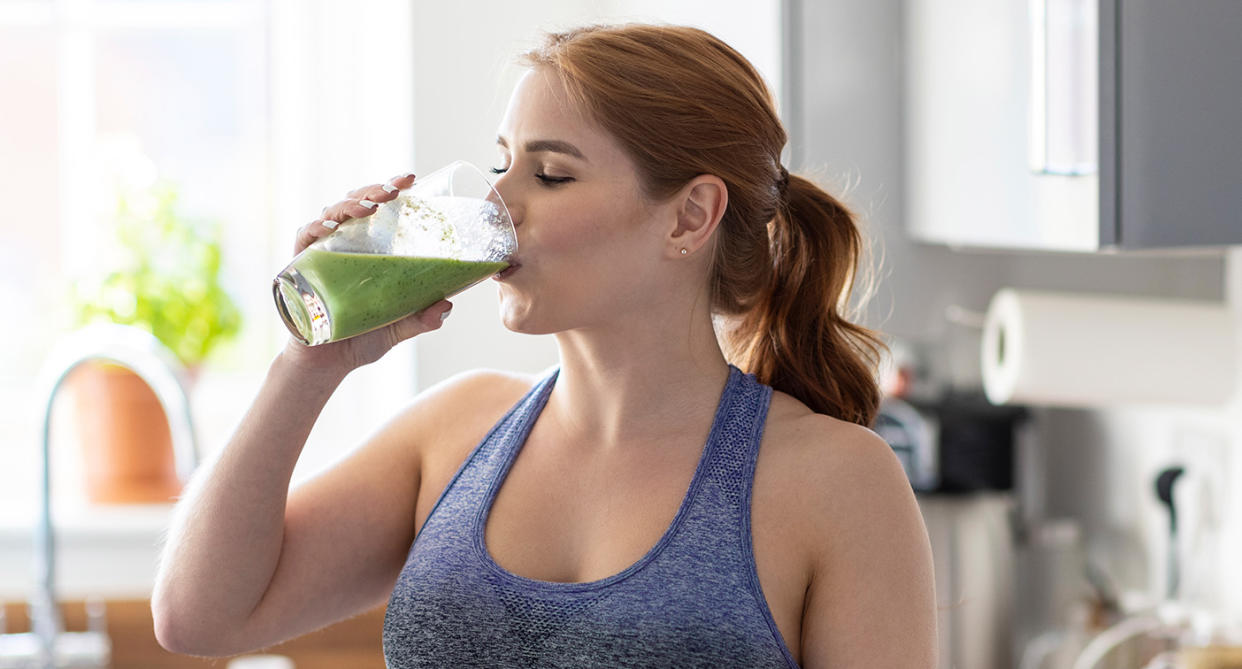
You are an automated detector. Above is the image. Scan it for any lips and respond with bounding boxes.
[494,262,521,281]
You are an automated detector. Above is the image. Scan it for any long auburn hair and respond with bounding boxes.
[521,24,885,426]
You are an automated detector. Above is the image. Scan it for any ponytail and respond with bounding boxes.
[721,174,885,426]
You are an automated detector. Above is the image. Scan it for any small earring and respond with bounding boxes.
[680,248,688,255]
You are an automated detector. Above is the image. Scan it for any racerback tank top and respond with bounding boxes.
[382,365,799,668]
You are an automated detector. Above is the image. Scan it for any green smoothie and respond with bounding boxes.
[286,249,507,342]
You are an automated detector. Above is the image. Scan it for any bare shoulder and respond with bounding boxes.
[350,367,541,508]
[755,391,916,570]
[403,368,540,428]
[757,391,937,668]
[759,391,907,506]
[395,367,541,465]
[394,368,542,533]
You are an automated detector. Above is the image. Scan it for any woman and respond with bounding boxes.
[153,24,936,668]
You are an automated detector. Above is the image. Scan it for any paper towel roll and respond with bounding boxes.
[981,289,1237,407]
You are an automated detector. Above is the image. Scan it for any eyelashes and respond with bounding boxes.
[489,166,573,186]
[535,174,573,185]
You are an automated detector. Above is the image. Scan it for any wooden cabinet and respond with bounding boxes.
[904,0,1242,251]
[2,600,386,669]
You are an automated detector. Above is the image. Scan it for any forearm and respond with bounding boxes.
[152,351,347,652]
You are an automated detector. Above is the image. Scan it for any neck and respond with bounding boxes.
[547,293,730,452]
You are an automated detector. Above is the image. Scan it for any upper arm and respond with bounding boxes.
[239,369,529,648]
[798,423,938,669]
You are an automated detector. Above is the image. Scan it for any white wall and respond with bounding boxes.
[407,0,783,388]
[1030,253,1242,623]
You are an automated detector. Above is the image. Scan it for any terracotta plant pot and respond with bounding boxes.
[67,361,183,504]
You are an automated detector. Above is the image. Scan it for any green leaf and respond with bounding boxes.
[69,179,243,368]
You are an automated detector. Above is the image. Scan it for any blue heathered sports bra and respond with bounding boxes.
[382,365,800,668]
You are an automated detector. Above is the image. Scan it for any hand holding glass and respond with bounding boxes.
[273,161,515,345]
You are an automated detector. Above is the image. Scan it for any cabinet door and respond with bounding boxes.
[905,0,1100,251]
[1116,0,1242,248]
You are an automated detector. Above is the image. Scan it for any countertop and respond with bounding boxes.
[0,504,172,599]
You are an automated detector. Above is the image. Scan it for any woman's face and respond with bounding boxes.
[490,68,679,335]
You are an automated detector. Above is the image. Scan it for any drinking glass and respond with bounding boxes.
[273,161,515,345]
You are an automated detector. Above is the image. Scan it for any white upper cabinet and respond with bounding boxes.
[904,0,1242,251]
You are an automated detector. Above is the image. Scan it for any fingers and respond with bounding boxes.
[343,182,395,204]
[345,172,415,201]
[319,197,380,228]
[386,300,453,344]
[293,218,338,255]
[296,172,418,255]
[320,173,417,230]
[387,172,417,191]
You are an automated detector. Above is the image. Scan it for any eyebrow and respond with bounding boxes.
[496,136,588,162]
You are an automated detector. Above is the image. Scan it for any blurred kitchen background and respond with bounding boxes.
[2,0,1240,667]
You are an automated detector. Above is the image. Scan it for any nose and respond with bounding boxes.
[490,174,522,228]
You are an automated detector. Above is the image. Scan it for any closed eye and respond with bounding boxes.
[535,173,573,185]
[490,166,573,187]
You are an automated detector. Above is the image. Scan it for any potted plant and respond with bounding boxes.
[68,180,241,504]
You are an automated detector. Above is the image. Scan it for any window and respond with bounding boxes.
[0,0,418,510]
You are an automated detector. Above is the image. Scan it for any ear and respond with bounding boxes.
[667,174,728,259]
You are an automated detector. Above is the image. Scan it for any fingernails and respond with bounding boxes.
[401,172,416,180]
[321,219,339,230]
[440,308,452,322]
[382,183,398,193]
[359,199,378,209]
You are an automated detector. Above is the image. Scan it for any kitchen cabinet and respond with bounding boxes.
[904,0,1242,251]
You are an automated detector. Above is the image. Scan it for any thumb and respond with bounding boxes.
[388,300,453,343]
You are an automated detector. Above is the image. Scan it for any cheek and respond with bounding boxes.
[553,187,655,261]
[500,187,661,330]
[541,200,623,252]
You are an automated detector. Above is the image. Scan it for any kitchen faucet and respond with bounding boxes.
[0,323,199,669]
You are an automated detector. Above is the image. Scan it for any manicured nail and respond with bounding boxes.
[321,219,339,230]
[382,183,398,193]
[359,199,378,209]
[440,309,452,322]
[402,172,416,180]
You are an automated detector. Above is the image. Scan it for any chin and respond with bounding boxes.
[496,280,599,336]
[497,288,542,334]
[498,295,576,336]
[499,307,560,335]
